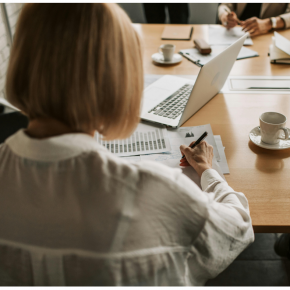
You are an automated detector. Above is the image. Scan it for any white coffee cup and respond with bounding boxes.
[259,112,289,144]
[158,44,175,61]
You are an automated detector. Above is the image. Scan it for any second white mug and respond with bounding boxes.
[159,44,175,61]
[259,112,289,144]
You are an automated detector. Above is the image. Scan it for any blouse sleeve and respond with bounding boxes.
[187,169,255,284]
[280,4,290,29]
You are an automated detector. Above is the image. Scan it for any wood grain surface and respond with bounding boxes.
[134,24,290,233]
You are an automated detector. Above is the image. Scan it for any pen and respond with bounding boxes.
[224,9,241,25]
[181,131,208,159]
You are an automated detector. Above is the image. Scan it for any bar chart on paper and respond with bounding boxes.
[94,123,171,157]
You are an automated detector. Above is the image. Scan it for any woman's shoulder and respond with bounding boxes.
[96,152,206,204]
[88,149,184,189]
[120,158,182,180]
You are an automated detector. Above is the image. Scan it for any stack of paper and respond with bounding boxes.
[166,124,220,160]
[98,123,230,186]
[208,26,253,46]
[139,125,227,188]
[122,134,229,175]
[269,32,290,64]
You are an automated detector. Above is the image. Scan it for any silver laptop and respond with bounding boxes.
[141,33,248,128]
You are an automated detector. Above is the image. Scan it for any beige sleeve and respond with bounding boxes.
[218,3,235,22]
[280,4,290,29]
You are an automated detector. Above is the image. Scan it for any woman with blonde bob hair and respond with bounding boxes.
[0,3,254,286]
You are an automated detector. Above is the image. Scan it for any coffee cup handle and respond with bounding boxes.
[158,47,163,55]
[279,127,289,140]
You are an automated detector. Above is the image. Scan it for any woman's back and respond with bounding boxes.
[0,3,254,285]
[0,130,214,286]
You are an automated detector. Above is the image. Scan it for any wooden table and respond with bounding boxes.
[134,24,290,233]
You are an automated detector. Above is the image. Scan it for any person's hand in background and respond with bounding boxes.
[179,141,213,177]
[241,17,272,36]
[221,11,240,29]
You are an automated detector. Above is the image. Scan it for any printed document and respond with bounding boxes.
[122,135,229,175]
[140,124,225,188]
[209,26,253,46]
[167,124,220,161]
[140,137,225,188]
[95,123,171,157]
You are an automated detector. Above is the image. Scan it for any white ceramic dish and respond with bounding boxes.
[151,53,182,65]
[249,126,290,150]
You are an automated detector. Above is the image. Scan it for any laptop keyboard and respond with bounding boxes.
[148,84,193,119]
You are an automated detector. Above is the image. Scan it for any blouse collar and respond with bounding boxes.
[5,129,108,162]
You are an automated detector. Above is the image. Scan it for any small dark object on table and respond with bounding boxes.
[194,39,212,55]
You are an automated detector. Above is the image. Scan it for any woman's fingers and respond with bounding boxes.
[179,160,190,166]
[180,141,196,159]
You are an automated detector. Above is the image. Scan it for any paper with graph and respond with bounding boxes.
[94,123,171,157]
[140,124,225,187]
[140,136,225,188]
[166,124,220,161]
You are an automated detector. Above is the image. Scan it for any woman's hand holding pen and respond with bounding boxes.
[221,11,240,29]
[179,141,213,177]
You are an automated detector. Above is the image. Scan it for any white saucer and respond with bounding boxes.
[249,126,290,150]
[151,53,182,65]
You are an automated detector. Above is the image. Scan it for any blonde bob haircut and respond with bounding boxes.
[6,3,143,140]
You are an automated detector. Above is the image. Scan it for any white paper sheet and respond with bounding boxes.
[95,122,171,157]
[120,135,229,175]
[208,26,253,46]
[140,136,225,188]
[269,44,290,64]
[214,135,230,174]
[166,124,220,161]
[274,31,290,56]
[119,135,228,188]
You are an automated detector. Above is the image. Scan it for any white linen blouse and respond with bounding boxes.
[0,129,254,286]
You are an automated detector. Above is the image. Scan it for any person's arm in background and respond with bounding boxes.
[180,142,254,284]
[218,3,240,29]
[241,4,290,36]
[280,3,290,29]
[241,17,286,36]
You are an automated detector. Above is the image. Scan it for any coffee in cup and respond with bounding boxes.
[259,112,289,144]
[158,44,175,61]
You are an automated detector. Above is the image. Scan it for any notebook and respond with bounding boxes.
[269,32,290,64]
[161,26,193,40]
